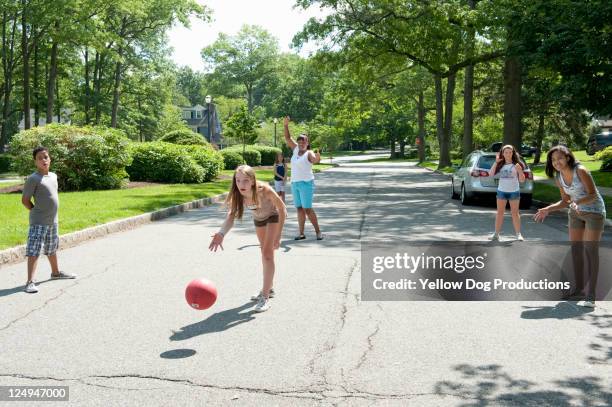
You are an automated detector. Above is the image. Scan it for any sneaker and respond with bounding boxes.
[24,281,38,293]
[576,297,595,308]
[250,289,275,301]
[253,297,271,312]
[294,234,306,240]
[516,233,524,241]
[50,271,76,280]
[489,233,499,241]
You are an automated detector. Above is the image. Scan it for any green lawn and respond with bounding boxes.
[324,150,369,157]
[533,182,612,219]
[0,165,334,250]
[418,160,460,173]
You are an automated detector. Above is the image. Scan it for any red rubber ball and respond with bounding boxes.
[185,279,217,310]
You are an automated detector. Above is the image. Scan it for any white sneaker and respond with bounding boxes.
[24,281,38,293]
[516,233,524,241]
[489,233,499,241]
[253,297,271,313]
[250,288,275,301]
[577,299,595,308]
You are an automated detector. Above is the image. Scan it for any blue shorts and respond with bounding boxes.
[26,224,59,257]
[292,180,315,208]
[497,190,520,201]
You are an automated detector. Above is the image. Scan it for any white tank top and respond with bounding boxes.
[497,163,520,192]
[290,147,314,182]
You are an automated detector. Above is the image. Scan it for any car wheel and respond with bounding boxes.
[460,183,472,205]
[451,178,459,199]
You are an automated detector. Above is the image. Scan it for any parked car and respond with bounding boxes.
[586,132,612,155]
[489,142,536,157]
[451,150,533,208]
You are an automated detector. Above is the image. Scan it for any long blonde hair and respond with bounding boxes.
[226,165,259,219]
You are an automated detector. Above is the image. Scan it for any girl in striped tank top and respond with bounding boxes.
[534,146,606,308]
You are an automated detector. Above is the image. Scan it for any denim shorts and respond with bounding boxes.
[292,180,315,208]
[26,224,59,257]
[497,190,520,201]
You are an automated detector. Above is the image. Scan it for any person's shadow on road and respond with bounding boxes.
[0,278,61,298]
[170,301,257,341]
[520,302,594,320]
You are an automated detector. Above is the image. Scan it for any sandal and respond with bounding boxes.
[294,234,306,240]
[316,233,324,240]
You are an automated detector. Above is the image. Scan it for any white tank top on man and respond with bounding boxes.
[497,163,520,192]
[290,146,314,182]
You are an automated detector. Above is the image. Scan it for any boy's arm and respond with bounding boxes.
[21,195,34,210]
[21,177,35,210]
[283,116,297,150]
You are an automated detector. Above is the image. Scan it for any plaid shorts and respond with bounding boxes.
[26,224,59,257]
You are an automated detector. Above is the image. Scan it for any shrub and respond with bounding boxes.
[0,154,12,172]
[160,129,210,147]
[9,124,131,191]
[220,150,245,170]
[595,146,612,172]
[127,142,204,183]
[225,146,261,166]
[249,145,282,165]
[183,145,224,181]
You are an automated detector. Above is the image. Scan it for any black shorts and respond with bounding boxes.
[254,214,279,227]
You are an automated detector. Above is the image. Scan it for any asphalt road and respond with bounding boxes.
[1,159,610,406]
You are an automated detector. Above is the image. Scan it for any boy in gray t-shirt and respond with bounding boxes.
[21,147,76,293]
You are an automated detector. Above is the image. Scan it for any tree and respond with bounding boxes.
[202,25,279,113]
[224,105,258,153]
[295,0,503,167]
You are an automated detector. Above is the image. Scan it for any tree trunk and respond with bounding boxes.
[440,73,455,168]
[1,11,17,148]
[389,132,396,159]
[110,57,122,128]
[84,48,90,124]
[93,51,102,124]
[21,0,30,130]
[533,112,545,165]
[503,55,522,147]
[417,91,426,163]
[434,75,445,168]
[55,75,60,122]
[33,41,39,125]
[463,0,475,158]
[46,23,59,124]
[246,83,253,113]
[399,136,405,158]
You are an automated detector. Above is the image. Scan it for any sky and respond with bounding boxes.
[167,0,330,72]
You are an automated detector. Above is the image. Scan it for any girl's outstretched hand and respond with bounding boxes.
[533,208,549,223]
[283,116,290,126]
[209,233,224,252]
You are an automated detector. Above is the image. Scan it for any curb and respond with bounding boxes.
[0,192,228,267]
